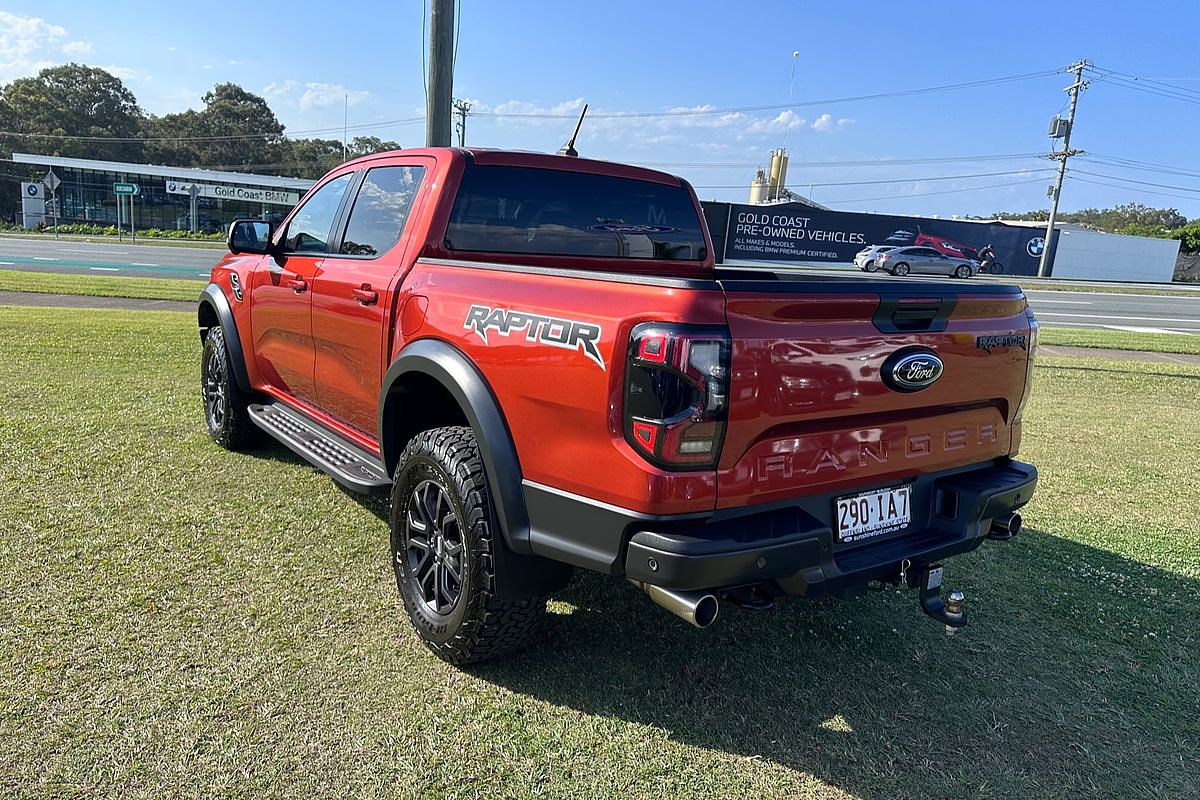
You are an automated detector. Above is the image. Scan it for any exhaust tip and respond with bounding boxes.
[693,594,719,628]
[631,581,720,629]
[988,512,1022,541]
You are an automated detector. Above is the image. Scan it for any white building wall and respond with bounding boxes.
[1051,229,1180,283]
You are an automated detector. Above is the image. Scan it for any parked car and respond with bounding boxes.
[198,147,1037,664]
[885,226,980,262]
[877,246,978,278]
[854,245,895,272]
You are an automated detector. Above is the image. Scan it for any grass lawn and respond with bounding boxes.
[1040,325,1200,356]
[1,307,1197,799]
[0,270,206,303]
[1011,280,1199,298]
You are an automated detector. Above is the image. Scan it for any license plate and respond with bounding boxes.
[835,484,912,545]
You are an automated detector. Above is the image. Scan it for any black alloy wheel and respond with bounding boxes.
[200,325,257,450]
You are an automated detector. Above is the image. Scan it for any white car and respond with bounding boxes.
[854,245,896,272]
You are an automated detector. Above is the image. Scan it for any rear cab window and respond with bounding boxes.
[444,165,707,261]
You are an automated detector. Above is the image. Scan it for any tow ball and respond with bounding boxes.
[904,561,967,634]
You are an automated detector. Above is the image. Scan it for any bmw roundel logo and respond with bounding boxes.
[1027,237,1046,257]
[882,350,944,393]
[26,184,38,196]
[168,182,177,192]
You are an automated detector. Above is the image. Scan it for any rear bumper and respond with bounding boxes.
[618,459,1036,595]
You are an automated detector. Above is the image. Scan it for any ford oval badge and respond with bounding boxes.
[883,351,944,393]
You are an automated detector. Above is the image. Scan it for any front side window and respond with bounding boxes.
[283,173,353,253]
[339,166,426,257]
[445,166,707,261]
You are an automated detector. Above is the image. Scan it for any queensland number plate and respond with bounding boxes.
[835,485,912,545]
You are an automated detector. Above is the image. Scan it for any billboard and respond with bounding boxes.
[711,202,1058,276]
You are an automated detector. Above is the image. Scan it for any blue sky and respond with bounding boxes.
[4,1,1200,218]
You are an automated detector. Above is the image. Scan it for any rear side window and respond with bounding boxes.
[340,165,426,257]
[445,165,707,260]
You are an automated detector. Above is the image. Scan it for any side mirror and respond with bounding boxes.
[227,219,275,255]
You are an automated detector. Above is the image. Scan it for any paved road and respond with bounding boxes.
[0,236,221,280]
[2,237,1197,334]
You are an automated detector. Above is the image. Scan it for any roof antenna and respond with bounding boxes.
[557,103,588,157]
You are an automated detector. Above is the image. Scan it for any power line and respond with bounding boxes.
[690,168,1053,190]
[833,177,1051,205]
[475,68,1066,120]
[1073,169,1200,194]
[635,153,1044,170]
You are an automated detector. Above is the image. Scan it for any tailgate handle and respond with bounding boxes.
[873,296,956,333]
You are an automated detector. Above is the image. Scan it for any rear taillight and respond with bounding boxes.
[1012,309,1039,426]
[624,323,731,469]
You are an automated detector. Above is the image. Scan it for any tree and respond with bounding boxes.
[984,203,1188,234]
[348,136,402,158]
[143,83,285,171]
[0,64,144,162]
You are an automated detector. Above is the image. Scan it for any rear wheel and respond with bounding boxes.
[892,262,910,277]
[200,325,257,450]
[864,260,880,272]
[955,264,971,279]
[391,426,546,664]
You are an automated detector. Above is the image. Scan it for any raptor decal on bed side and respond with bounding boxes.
[464,305,606,370]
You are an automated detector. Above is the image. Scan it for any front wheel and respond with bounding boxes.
[391,426,547,664]
[200,325,257,450]
[955,264,972,279]
[892,262,910,277]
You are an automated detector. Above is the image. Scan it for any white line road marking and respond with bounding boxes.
[1029,299,1092,305]
[1038,312,1200,324]
[131,262,159,267]
[32,257,57,261]
[197,273,209,277]
[89,267,120,272]
[1041,322,1198,335]
[1025,289,1200,300]
[0,261,13,265]
[63,248,129,255]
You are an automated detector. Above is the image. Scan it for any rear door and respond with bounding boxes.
[249,172,354,404]
[716,279,1032,509]
[311,160,430,433]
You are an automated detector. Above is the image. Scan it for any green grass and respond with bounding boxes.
[1,307,1197,798]
[0,269,205,302]
[1040,325,1200,356]
[1011,280,1199,297]
[0,231,225,249]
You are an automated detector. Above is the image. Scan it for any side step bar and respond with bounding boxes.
[248,402,392,495]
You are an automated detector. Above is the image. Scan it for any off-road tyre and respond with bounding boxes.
[892,262,910,277]
[201,325,258,450]
[391,426,546,664]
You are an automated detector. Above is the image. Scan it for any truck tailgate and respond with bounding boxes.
[716,278,1032,509]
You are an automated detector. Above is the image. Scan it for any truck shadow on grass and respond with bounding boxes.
[470,528,1198,799]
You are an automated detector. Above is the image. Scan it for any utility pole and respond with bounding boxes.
[426,0,455,147]
[453,99,472,146]
[1039,60,1089,278]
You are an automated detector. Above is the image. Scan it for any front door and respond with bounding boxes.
[312,162,429,433]
[249,172,354,405]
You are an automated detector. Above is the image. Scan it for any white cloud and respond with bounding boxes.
[61,40,92,57]
[0,11,94,82]
[838,117,854,127]
[96,64,142,81]
[262,79,299,99]
[811,113,833,132]
[299,82,370,110]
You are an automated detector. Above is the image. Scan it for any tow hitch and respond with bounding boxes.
[904,561,967,633]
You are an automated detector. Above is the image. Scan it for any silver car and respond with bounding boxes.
[876,246,977,279]
[854,245,896,272]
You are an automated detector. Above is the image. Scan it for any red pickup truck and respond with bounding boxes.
[198,147,1038,664]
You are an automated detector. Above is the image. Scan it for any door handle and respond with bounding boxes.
[353,286,379,305]
[288,277,308,293]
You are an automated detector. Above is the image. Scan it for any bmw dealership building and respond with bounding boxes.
[11,152,314,233]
